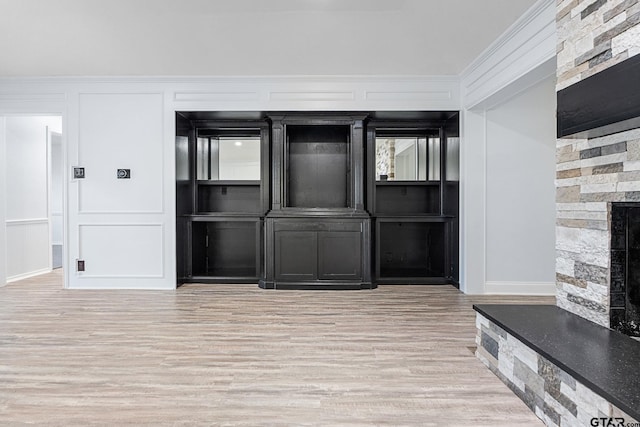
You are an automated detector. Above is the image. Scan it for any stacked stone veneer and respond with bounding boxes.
[556,0,640,325]
[557,0,640,91]
[476,314,638,426]
[556,128,640,326]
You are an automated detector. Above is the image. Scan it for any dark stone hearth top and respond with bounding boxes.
[473,304,640,421]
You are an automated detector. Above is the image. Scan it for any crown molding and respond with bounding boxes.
[460,0,556,110]
[0,74,459,86]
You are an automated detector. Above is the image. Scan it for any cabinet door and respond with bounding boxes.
[318,231,362,280]
[275,231,317,281]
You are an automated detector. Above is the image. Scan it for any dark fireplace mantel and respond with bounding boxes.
[557,54,640,139]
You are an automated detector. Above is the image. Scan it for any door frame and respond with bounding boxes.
[0,111,67,288]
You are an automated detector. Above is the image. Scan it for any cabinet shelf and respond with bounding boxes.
[377,221,446,279]
[196,180,260,186]
[188,213,263,220]
[374,215,452,221]
[375,184,440,215]
[191,220,260,280]
[197,184,261,214]
[375,181,440,186]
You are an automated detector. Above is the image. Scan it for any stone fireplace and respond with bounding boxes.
[473,3,640,425]
[556,127,640,331]
[555,0,640,334]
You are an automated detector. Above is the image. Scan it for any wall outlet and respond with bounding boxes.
[76,259,85,272]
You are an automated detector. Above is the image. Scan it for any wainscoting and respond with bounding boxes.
[6,218,50,281]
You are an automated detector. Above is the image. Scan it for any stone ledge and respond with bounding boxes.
[473,304,640,423]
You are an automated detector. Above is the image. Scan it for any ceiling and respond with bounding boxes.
[0,0,538,77]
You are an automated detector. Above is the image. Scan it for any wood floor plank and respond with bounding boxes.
[0,270,552,425]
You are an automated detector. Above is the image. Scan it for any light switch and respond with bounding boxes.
[73,167,85,179]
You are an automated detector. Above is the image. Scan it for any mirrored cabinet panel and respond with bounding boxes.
[197,136,261,181]
[375,136,440,181]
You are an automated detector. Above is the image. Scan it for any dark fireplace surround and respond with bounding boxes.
[610,204,640,337]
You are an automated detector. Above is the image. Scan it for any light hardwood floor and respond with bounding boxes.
[0,270,553,426]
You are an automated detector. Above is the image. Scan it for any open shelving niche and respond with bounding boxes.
[366,116,459,285]
[176,113,270,284]
[260,114,372,290]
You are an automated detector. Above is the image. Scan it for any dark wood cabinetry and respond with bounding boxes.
[366,115,459,285]
[261,114,371,289]
[269,218,369,287]
[176,111,459,289]
[176,113,268,284]
[264,216,371,289]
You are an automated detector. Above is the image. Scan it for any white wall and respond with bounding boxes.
[484,77,556,293]
[4,116,61,281]
[58,77,459,289]
[50,132,63,246]
[459,0,555,295]
[0,118,5,286]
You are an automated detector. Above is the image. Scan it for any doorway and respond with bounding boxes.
[1,115,63,285]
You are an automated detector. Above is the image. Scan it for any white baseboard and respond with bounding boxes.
[7,268,52,283]
[484,281,556,296]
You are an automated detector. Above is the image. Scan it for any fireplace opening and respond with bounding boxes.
[610,204,640,337]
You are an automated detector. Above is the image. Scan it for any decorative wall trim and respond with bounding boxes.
[7,268,52,283]
[76,223,164,280]
[0,93,66,102]
[175,91,260,102]
[6,218,49,225]
[460,0,556,109]
[76,92,165,215]
[0,75,462,111]
[364,90,453,102]
[269,91,355,102]
[485,281,556,296]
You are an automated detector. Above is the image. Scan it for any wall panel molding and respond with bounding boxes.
[77,92,165,215]
[269,91,355,102]
[174,91,260,102]
[76,223,164,280]
[0,75,462,111]
[0,93,66,103]
[6,218,48,225]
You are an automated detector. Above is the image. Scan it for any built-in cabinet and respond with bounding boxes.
[176,111,459,289]
[367,117,459,284]
[176,114,269,283]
